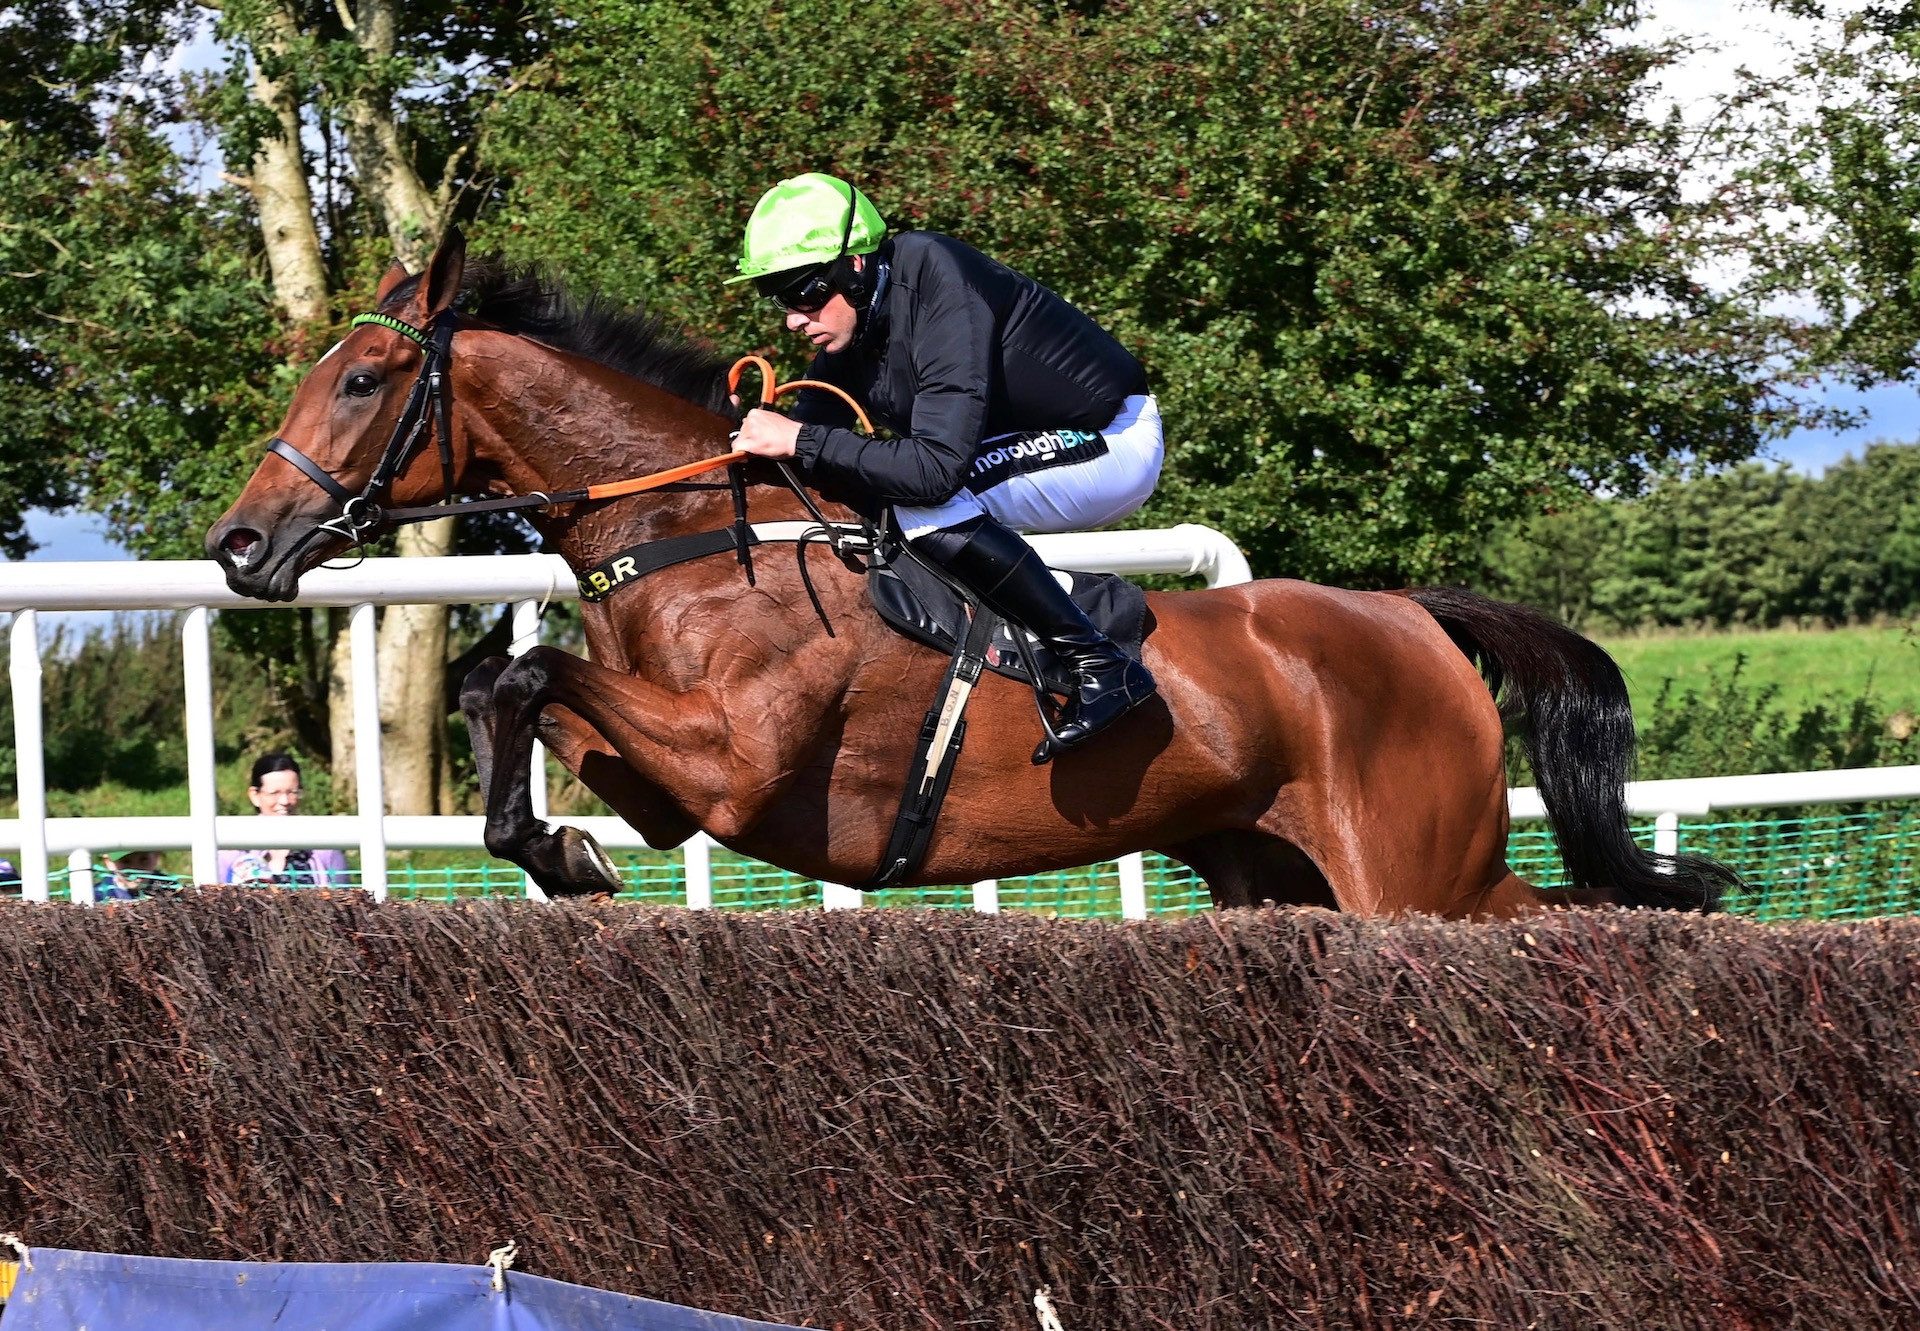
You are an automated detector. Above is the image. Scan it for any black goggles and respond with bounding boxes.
[756,263,837,315]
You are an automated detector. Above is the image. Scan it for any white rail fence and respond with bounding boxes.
[5,529,1917,915]
[2,527,1251,911]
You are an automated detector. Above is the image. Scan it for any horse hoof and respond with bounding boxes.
[550,825,623,896]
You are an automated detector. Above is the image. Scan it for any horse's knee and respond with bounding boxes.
[459,655,513,715]
[492,646,565,712]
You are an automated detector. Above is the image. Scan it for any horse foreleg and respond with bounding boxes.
[477,646,829,895]
[458,656,513,799]
[464,652,623,895]
[541,705,700,848]
[461,655,696,852]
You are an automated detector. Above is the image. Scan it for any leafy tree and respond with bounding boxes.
[1478,497,1620,627]
[0,0,197,555]
[0,116,287,560]
[1481,443,1920,629]
[1743,1,1920,385]
[483,0,1816,583]
[1589,464,1802,628]
[1786,442,1920,621]
[1,0,548,811]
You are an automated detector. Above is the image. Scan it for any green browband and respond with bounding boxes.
[350,312,431,347]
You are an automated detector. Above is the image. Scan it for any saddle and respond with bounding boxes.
[868,544,1150,694]
[855,528,1151,891]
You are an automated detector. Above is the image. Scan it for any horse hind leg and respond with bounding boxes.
[1159,829,1338,911]
[1468,868,1597,920]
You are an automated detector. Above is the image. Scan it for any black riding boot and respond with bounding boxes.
[911,515,1158,764]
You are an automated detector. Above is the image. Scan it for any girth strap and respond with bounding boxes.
[861,599,997,890]
[569,520,874,604]
[577,527,764,603]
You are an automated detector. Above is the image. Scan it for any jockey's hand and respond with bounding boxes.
[733,407,801,460]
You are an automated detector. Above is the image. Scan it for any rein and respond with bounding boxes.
[266,311,873,547]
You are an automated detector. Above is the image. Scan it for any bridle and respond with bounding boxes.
[268,311,462,544]
[264,308,879,591]
[267,307,766,544]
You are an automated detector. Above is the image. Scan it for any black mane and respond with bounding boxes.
[383,259,736,415]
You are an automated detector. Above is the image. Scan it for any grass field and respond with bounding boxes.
[1597,622,1919,722]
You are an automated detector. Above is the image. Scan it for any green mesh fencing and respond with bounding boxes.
[1506,806,1920,919]
[17,806,1918,921]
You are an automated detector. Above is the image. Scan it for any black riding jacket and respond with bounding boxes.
[790,232,1147,507]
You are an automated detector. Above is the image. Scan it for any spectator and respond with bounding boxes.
[100,850,172,900]
[217,753,349,888]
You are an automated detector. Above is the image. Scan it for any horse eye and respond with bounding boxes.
[344,371,381,398]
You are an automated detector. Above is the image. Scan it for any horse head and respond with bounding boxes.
[207,230,471,601]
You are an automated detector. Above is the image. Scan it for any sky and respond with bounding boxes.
[5,0,1913,566]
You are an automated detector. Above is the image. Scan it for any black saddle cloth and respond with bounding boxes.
[869,548,1149,695]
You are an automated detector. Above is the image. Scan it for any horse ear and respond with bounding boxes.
[421,226,467,318]
[374,260,411,305]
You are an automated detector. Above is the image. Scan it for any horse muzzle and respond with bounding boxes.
[206,517,328,603]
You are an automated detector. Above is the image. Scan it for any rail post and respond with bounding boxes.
[181,607,219,886]
[1655,811,1681,859]
[1118,853,1149,919]
[820,882,863,910]
[510,598,551,903]
[68,849,94,905]
[350,602,388,901]
[684,835,713,909]
[8,611,49,902]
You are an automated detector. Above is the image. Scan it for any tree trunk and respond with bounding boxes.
[349,0,461,816]
[376,518,455,814]
[327,608,356,811]
[239,2,328,334]
[343,0,441,269]
[228,0,356,800]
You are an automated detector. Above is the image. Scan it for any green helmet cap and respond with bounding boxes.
[728,173,886,284]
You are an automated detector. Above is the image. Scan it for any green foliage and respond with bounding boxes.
[1787,440,1920,620]
[0,112,287,561]
[0,0,550,563]
[0,1,185,156]
[1634,658,1915,780]
[481,0,1815,583]
[0,0,197,556]
[1744,2,1920,384]
[0,614,299,796]
[1483,443,1920,629]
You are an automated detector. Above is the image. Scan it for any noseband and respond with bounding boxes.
[267,311,460,544]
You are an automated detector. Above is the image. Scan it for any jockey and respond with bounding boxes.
[728,173,1162,764]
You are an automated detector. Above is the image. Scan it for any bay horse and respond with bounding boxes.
[206,230,1737,918]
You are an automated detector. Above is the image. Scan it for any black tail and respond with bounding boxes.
[1408,587,1739,912]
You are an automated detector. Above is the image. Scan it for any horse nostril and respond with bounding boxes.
[221,526,265,570]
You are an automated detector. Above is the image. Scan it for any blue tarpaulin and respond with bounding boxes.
[1,1248,812,1331]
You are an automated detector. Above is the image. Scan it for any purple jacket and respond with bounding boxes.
[216,847,350,888]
